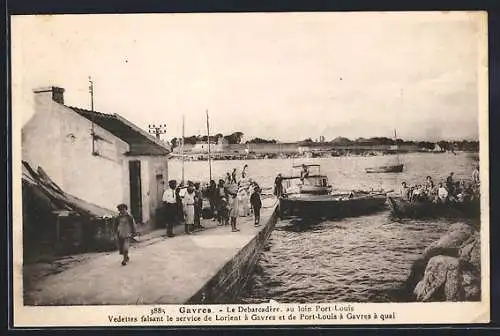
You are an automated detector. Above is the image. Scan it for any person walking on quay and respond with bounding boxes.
[183,183,196,234]
[208,180,217,221]
[250,185,262,226]
[229,192,240,232]
[194,182,205,231]
[225,172,232,185]
[114,203,137,266]
[162,180,178,237]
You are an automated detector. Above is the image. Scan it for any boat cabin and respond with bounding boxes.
[281,164,331,195]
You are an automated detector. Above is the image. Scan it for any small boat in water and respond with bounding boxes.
[278,164,388,219]
[365,164,404,173]
[365,129,404,174]
[387,196,480,219]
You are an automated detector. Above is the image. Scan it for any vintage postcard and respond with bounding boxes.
[11,11,489,327]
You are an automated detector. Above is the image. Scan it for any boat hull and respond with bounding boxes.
[279,194,387,219]
[365,164,404,173]
[387,196,480,219]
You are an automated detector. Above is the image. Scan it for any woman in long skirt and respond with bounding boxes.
[183,185,196,234]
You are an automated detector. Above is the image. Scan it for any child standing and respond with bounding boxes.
[114,204,137,266]
[229,192,240,232]
[250,186,262,226]
[218,196,229,226]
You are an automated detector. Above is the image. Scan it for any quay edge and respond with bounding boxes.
[186,204,279,304]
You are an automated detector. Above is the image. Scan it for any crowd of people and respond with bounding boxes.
[160,164,263,238]
[399,166,480,204]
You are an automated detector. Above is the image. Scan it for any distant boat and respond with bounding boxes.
[279,164,388,219]
[365,163,404,174]
[365,129,404,174]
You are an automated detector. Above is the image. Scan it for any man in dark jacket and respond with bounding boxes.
[194,182,204,230]
[250,185,262,226]
[114,203,137,266]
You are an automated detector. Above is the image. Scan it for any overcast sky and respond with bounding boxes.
[12,12,486,142]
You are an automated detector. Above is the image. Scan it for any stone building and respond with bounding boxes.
[22,86,171,224]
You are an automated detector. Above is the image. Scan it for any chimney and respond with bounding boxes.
[33,86,65,104]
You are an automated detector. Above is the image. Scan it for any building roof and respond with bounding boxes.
[69,107,170,156]
[22,161,116,219]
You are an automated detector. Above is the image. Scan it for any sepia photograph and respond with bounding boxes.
[11,11,489,326]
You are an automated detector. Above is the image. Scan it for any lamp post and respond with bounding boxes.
[148,123,167,140]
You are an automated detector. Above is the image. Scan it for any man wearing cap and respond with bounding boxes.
[114,204,137,266]
[162,180,178,237]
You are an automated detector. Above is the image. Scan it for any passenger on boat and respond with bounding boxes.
[446,172,455,195]
[472,165,480,185]
[400,181,410,200]
[438,183,449,203]
[411,185,426,202]
[300,164,309,182]
[425,176,435,191]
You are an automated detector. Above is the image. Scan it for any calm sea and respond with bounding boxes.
[169,152,480,303]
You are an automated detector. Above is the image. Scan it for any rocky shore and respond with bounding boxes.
[404,222,481,302]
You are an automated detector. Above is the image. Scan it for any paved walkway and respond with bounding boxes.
[24,203,277,306]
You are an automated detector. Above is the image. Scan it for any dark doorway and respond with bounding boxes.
[129,160,142,223]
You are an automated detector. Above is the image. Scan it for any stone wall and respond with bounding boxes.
[187,207,278,304]
[404,222,481,302]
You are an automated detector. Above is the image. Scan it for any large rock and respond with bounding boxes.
[414,255,462,302]
[423,223,476,259]
[462,269,481,301]
[458,232,481,271]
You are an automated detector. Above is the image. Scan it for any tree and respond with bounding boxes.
[184,135,199,145]
[170,138,179,148]
[437,140,451,151]
[224,131,244,144]
[418,141,435,150]
[246,137,277,144]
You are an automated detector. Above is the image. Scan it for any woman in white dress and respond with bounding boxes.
[183,185,196,234]
[238,187,250,217]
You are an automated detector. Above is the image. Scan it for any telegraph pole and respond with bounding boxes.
[89,76,96,155]
[148,123,167,140]
[206,110,212,181]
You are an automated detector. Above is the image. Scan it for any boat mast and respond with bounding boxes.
[181,114,185,184]
[206,110,212,182]
[394,129,399,165]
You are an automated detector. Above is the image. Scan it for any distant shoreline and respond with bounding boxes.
[170,150,479,162]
